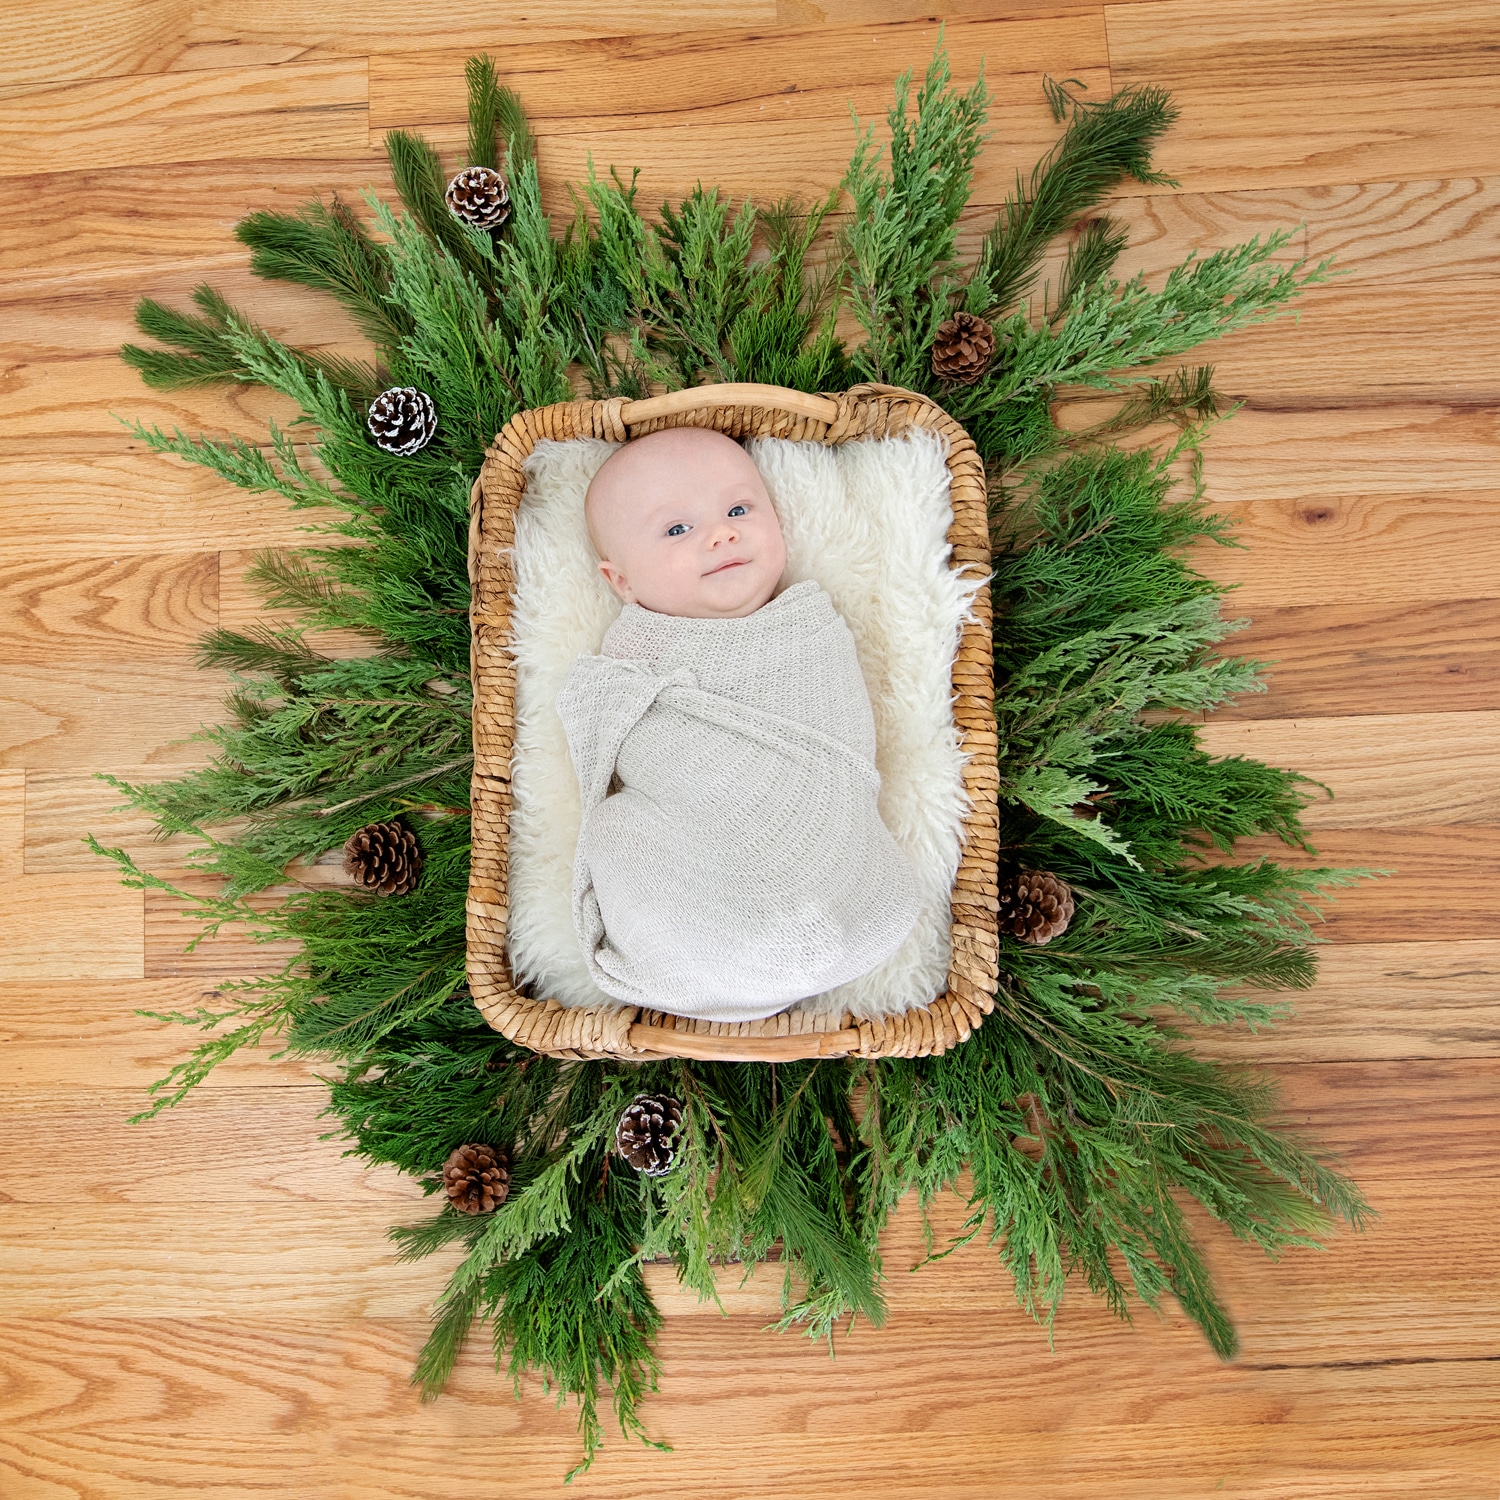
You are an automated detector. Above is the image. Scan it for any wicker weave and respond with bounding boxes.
[467,382,999,1061]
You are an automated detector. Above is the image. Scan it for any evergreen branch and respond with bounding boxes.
[467,53,535,170]
[967,82,1179,319]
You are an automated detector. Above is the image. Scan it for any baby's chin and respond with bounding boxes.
[642,564,780,618]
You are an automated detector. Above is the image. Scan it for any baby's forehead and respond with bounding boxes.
[589,430,761,513]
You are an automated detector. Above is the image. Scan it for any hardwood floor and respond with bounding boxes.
[2,2,1498,1495]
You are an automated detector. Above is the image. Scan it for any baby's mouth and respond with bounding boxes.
[704,558,748,576]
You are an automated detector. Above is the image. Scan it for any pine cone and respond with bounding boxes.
[614,1093,684,1177]
[997,870,1075,946]
[443,1142,511,1215]
[366,386,437,456]
[931,311,997,385]
[342,818,423,895]
[445,166,511,230]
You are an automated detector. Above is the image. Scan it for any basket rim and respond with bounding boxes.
[466,381,1000,1061]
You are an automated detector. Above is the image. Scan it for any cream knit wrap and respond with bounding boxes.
[555,579,923,1023]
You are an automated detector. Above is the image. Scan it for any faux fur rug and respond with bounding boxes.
[503,428,985,1021]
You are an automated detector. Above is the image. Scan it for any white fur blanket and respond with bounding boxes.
[504,429,983,1021]
[556,580,924,1023]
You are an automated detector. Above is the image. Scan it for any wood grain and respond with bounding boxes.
[1107,0,1500,192]
[1109,175,1500,289]
[1195,710,1500,826]
[367,16,1106,129]
[0,62,369,178]
[0,662,227,770]
[1216,825,1500,942]
[1211,598,1500,720]
[0,873,143,980]
[1187,939,1500,1062]
[0,453,319,563]
[0,1317,1492,1499]
[0,554,216,663]
[0,979,326,1089]
[0,0,780,88]
[1195,492,1500,610]
[23,768,205,875]
[0,770,22,876]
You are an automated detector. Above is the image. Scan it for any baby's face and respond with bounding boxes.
[586,429,787,619]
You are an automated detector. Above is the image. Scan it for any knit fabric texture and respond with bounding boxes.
[555,579,923,1023]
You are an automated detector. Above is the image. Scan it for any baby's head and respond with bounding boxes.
[585,427,787,619]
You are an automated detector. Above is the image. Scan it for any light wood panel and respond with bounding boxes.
[1217,826,1500,942]
[0,979,326,1089]
[1195,710,1500,826]
[1211,598,1500,720]
[0,662,227,770]
[0,0,781,89]
[0,873,143,980]
[1187,939,1500,1062]
[0,1317,1492,1499]
[0,62,369,178]
[0,454,320,562]
[0,555,216,664]
[1107,0,1500,192]
[1195,491,1500,611]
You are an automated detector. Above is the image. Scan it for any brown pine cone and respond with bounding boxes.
[997,870,1075,946]
[366,386,437,456]
[931,311,997,385]
[342,818,423,896]
[443,1143,511,1215]
[614,1093,684,1177]
[445,166,511,230]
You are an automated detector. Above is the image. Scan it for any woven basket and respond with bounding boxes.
[467,381,999,1061]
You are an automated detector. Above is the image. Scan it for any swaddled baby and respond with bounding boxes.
[556,427,921,1023]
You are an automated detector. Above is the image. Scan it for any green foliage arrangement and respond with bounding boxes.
[99,42,1370,1477]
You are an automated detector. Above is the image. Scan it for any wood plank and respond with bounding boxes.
[1109,176,1500,291]
[0,1088,423,1206]
[0,157,393,285]
[0,1146,1491,1362]
[0,873,143,981]
[1195,492,1500,611]
[1209,599,1500,721]
[23,767,206,875]
[0,0,779,89]
[1106,0,1500,192]
[1108,0,1500,93]
[0,453,317,563]
[0,662,226,771]
[0,770,21,877]
[1216,826,1500,943]
[0,978,325,1089]
[0,1319,1495,1499]
[0,553,216,664]
[1197,285,1500,404]
[0,264,368,455]
[0,62,369,179]
[368,16,1106,129]
[1186,939,1500,1062]
[1198,403,1500,503]
[1194,711,1500,827]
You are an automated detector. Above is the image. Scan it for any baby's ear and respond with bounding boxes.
[598,559,633,603]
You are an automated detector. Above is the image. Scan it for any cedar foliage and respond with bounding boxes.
[99,41,1370,1476]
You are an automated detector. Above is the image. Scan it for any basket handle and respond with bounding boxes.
[618,383,840,427]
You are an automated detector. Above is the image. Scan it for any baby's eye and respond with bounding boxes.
[666,523,689,537]
[728,504,747,517]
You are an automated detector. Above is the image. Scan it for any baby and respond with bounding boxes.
[556,426,921,1023]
